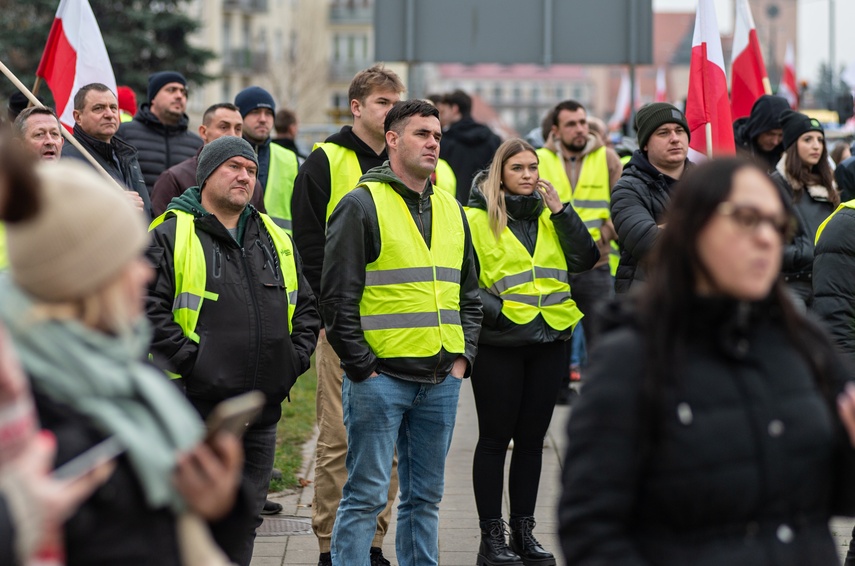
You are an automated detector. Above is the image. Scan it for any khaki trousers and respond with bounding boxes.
[311,332,398,552]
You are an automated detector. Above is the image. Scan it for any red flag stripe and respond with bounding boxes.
[36,18,77,114]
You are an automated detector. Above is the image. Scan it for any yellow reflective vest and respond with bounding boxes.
[358,182,466,358]
[148,210,299,378]
[313,142,365,222]
[263,143,300,234]
[465,207,583,331]
[434,158,457,199]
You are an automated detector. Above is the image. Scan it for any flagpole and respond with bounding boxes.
[28,77,42,107]
[0,58,125,193]
[705,123,713,159]
[762,77,772,95]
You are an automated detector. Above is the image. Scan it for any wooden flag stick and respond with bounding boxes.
[0,58,125,193]
[705,122,714,159]
[29,76,42,106]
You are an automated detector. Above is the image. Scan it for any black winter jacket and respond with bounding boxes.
[610,150,686,294]
[771,167,835,298]
[733,94,789,172]
[146,188,320,425]
[439,116,502,203]
[560,296,855,566]
[292,126,388,298]
[62,125,152,220]
[835,156,855,202]
[320,163,482,383]
[118,104,203,193]
[813,205,855,363]
[467,180,599,347]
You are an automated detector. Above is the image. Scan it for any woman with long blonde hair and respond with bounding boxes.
[465,138,598,565]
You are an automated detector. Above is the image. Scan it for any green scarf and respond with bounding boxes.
[0,275,203,511]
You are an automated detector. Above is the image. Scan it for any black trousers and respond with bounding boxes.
[470,340,566,520]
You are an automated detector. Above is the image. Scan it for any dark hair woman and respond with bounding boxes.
[466,138,599,565]
[771,110,838,308]
[559,158,855,566]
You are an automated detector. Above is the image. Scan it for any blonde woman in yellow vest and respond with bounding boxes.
[466,139,599,565]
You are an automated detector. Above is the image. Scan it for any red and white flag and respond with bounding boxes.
[686,0,735,160]
[655,66,667,103]
[730,0,771,119]
[36,0,116,130]
[608,69,642,130]
[778,42,799,109]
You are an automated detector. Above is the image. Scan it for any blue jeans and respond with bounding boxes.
[331,373,462,566]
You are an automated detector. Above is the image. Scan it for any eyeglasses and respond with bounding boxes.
[716,202,794,240]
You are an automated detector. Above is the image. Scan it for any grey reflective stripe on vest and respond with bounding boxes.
[362,311,440,331]
[584,219,603,229]
[173,292,201,312]
[490,270,534,295]
[574,199,610,208]
[502,293,541,306]
[541,291,572,306]
[272,218,292,231]
[288,290,298,304]
[439,309,461,325]
[504,291,571,307]
[534,267,569,283]
[365,266,461,286]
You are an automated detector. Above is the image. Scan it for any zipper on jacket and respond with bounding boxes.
[417,193,427,243]
[241,245,263,392]
[256,239,280,281]
[213,241,222,279]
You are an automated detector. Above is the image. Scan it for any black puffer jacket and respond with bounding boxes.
[146,187,320,425]
[118,104,203,192]
[610,150,686,294]
[560,296,855,566]
[320,162,483,383]
[466,179,599,347]
[439,116,502,203]
[813,205,855,363]
[62,125,152,220]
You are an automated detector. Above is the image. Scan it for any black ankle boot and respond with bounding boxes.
[508,516,555,566]
[477,519,524,566]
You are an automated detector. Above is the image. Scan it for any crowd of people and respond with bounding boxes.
[3,63,855,566]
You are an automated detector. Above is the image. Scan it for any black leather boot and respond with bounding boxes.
[508,516,555,566]
[477,519,524,566]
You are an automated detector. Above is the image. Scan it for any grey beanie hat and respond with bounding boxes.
[635,102,690,149]
[196,136,259,188]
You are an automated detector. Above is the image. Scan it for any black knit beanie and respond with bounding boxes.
[234,86,276,118]
[635,102,690,149]
[780,110,824,150]
[196,136,259,188]
[147,71,187,102]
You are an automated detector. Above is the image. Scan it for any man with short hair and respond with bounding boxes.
[611,102,691,294]
[292,63,405,566]
[62,83,149,218]
[119,71,203,193]
[150,102,266,216]
[322,99,482,566]
[146,136,320,566]
[13,106,63,161]
[272,108,306,158]
[438,89,502,203]
[733,94,790,172]
[235,86,300,231]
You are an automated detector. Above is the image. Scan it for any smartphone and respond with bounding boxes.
[53,436,125,482]
[204,390,266,443]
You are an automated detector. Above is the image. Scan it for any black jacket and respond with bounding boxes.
[33,388,253,566]
[118,104,203,193]
[835,155,855,203]
[771,169,835,287]
[292,126,388,297]
[560,296,855,566]
[62,125,152,220]
[813,205,855,363]
[320,163,482,383]
[146,188,320,425]
[733,94,789,172]
[610,150,686,294]
[467,180,599,347]
[439,116,502,203]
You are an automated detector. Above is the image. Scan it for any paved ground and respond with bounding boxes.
[251,380,855,566]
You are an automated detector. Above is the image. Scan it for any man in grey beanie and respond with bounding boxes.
[610,102,692,294]
[146,133,321,566]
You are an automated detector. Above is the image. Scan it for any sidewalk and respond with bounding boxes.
[251,381,855,565]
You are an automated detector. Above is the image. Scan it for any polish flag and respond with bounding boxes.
[686,0,735,160]
[655,66,667,103]
[778,42,799,110]
[36,0,116,130]
[730,0,771,120]
[608,69,642,130]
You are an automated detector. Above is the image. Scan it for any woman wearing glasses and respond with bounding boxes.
[559,158,855,566]
[771,110,838,308]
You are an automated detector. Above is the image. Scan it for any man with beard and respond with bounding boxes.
[733,95,789,173]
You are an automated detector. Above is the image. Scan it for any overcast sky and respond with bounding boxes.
[652,0,855,89]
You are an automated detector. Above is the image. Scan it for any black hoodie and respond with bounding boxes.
[733,95,790,172]
[439,116,502,203]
